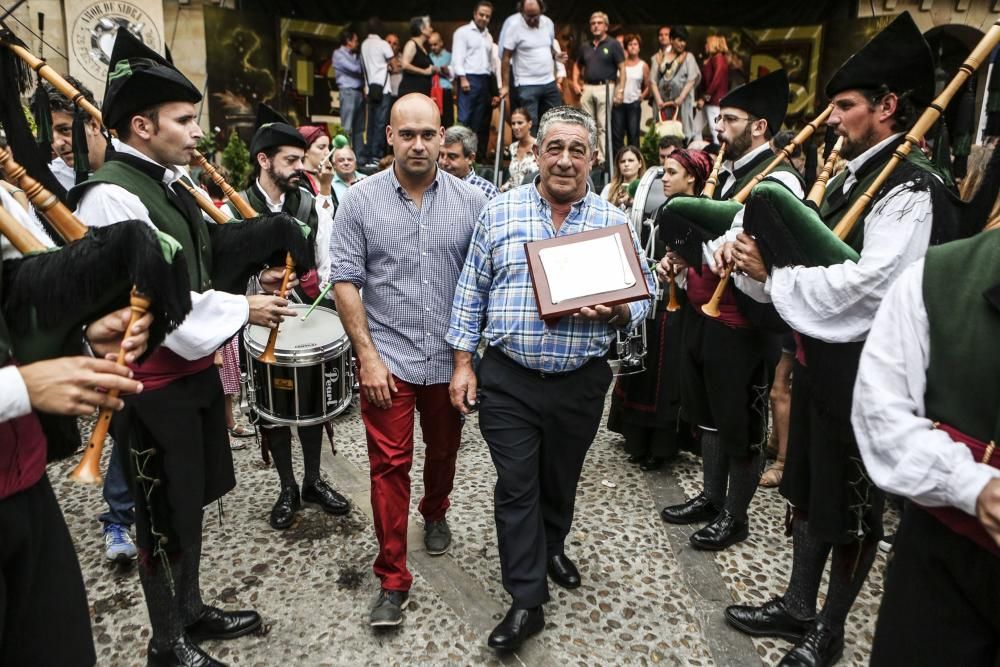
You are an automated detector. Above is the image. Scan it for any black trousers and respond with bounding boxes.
[477,349,613,608]
[0,475,95,666]
[871,506,1000,666]
[680,313,775,459]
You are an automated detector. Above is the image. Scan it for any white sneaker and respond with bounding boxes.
[103,523,138,562]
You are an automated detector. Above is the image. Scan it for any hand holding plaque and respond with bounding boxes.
[523,224,650,321]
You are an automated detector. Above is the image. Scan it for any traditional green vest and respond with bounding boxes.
[714,147,803,202]
[820,138,944,252]
[922,229,1000,444]
[239,184,319,237]
[72,160,213,291]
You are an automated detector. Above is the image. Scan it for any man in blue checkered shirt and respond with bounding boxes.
[438,124,500,199]
[446,106,654,651]
[330,94,488,629]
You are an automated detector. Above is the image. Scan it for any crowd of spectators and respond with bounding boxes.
[330,3,748,183]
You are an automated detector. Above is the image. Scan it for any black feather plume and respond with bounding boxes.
[2,221,193,361]
[208,212,315,294]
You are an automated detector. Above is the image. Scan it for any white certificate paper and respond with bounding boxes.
[538,232,636,304]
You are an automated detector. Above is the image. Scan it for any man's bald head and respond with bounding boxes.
[389,93,441,127]
[387,94,444,183]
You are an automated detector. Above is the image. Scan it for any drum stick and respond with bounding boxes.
[300,281,334,321]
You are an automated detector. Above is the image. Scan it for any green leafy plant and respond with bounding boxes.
[220,130,251,190]
[639,119,660,172]
[196,128,219,161]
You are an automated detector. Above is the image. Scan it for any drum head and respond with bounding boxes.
[245,304,349,364]
[630,166,666,249]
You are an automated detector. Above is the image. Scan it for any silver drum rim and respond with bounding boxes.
[243,303,350,367]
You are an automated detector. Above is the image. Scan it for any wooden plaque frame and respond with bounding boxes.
[524,223,650,321]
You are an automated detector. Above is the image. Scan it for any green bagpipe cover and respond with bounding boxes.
[742,180,861,269]
[657,196,744,267]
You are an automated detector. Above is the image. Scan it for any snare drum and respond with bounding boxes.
[243,304,353,426]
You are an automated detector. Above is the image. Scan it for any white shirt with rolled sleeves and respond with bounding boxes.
[452,20,494,77]
[734,133,935,343]
[852,260,1000,516]
[73,143,250,360]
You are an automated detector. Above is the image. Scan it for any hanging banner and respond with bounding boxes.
[65,0,166,99]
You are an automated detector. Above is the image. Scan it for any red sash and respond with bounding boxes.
[0,405,47,500]
[685,265,751,329]
[130,347,216,392]
[920,422,1000,558]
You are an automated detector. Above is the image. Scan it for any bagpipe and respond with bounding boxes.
[0,24,315,341]
[656,105,835,329]
[743,20,1000,275]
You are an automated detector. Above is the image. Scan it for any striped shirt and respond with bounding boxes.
[464,169,500,200]
[329,166,488,385]
[446,180,654,373]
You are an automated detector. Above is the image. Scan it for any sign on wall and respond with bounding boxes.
[65,0,166,98]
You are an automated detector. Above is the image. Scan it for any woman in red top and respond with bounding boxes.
[700,36,729,146]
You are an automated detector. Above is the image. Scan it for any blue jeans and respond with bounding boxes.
[339,87,365,153]
[363,93,394,164]
[515,82,563,137]
[458,74,492,156]
[98,437,134,527]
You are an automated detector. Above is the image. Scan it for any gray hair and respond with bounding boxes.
[443,125,477,158]
[536,106,598,154]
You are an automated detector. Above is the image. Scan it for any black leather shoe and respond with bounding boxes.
[660,493,719,525]
[147,635,225,666]
[186,606,262,642]
[724,596,814,641]
[487,605,545,650]
[778,620,844,666]
[301,479,350,515]
[690,510,749,550]
[639,456,668,471]
[269,485,301,530]
[547,554,581,589]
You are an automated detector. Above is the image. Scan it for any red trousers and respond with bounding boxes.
[360,377,462,591]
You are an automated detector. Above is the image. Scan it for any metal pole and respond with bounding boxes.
[605,82,613,187]
[493,96,506,188]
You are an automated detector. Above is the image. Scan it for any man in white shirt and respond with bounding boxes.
[70,29,293,666]
[453,1,496,159]
[360,18,395,168]
[721,14,953,667]
[499,0,567,134]
[853,237,1000,666]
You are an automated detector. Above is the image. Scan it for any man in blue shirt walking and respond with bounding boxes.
[333,29,365,153]
[447,106,654,650]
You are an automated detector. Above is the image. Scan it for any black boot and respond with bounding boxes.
[269,484,301,530]
[487,605,545,650]
[689,510,748,550]
[186,606,262,642]
[660,493,719,525]
[301,479,350,515]
[778,620,844,666]
[724,596,814,641]
[147,635,225,667]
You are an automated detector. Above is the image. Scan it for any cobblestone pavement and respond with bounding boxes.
[54,391,893,666]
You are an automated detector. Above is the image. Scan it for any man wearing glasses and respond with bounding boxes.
[658,71,804,552]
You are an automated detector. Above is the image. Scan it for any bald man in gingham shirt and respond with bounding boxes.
[329,94,487,627]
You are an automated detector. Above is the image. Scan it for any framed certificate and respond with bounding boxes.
[524,223,650,320]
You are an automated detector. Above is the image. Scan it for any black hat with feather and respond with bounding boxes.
[102,28,202,131]
[249,103,306,158]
